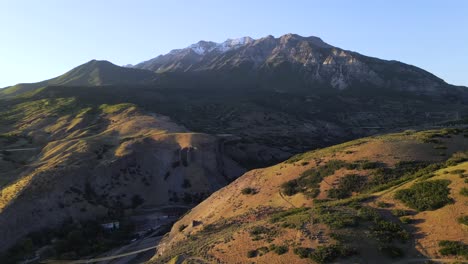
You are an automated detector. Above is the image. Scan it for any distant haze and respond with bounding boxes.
[0,0,467,87]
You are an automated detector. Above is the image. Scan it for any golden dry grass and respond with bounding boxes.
[154,129,468,263]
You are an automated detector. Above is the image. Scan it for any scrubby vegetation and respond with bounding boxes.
[399,217,412,224]
[418,128,462,143]
[269,207,310,223]
[457,215,468,226]
[282,157,456,200]
[248,226,276,241]
[281,160,347,197]
[370,220,410,243]
[310,244,355,263]
[460,187,468,196]
[445,151,468,166]
[312,200,410,261]
[357,206,380,221]
[391,209,411,217]
[438,240,468,258]
[376,201,391,208]
[328,174,366,199]
[293,247,313,258]
[314,205,358,228]
[270,244,289,255]
[0,219,134,263]
[366,161,436,191]
[394,179,453,211]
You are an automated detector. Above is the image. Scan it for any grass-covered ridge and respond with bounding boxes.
[154,127,468,263]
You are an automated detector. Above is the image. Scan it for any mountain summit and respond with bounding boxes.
[0,60,158,96]
[132,33,457,95]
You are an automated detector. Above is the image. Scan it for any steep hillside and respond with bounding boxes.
[153,128,468,263]
[0,98,245,255]
[0,60,158,97]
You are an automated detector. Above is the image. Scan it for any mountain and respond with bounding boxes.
[0,60,158,97]
[133,34,463,97]
[152,128,468,263]
[0,33,467,262]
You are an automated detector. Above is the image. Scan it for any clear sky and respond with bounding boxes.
[1,0,467,88]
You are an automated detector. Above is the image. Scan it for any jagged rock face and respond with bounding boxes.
[134,34,450,94]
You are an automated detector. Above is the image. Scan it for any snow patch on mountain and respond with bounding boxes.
[188,37,255,55]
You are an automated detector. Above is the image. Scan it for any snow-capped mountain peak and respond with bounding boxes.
[187,37,255,55]
[216,37,254,52]
[188,41,218,55]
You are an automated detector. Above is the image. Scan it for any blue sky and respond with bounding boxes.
[0,0,467,87]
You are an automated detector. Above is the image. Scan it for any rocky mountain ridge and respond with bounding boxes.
[133,33,458,95]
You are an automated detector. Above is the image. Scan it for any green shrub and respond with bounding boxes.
[282,160,347,197]
[256,246,270,255]
[457,215,468,225]
[391,209,410,217]
[327,188,349,199]
[178,224,188,232]
[344,160,382,170]
[270,207,309,223]
[281,180,299,196]
[328,174,366,199]
[241,187,257,195]
[273,245,288,255]
[360,160,383,169]
[357,206,380,221]
[246,249,257,258]
[438,240,468,257]
[446,152,468,166]
[394,180,453,211]
[293,247,313,258]
[368,161,434,189]
[451,169,466,175]
[400,217,413,224]
[371,220,410,243]
[249,226,270,236]
[0,219,135,263]
[376,201,391,208]
[460,187,468,197]
[310,244,355,264]
[315,206,358,229]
